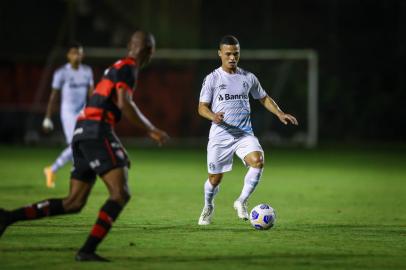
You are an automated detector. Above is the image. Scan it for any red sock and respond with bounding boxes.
[79,200,123,253]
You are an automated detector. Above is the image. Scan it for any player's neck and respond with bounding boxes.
[221,66,237,74]
[70,62,80,70]
[127,51,137,60]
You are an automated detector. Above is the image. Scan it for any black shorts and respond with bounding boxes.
[71,135,130,183]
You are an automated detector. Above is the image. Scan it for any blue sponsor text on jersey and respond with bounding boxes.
[218,93,249,101]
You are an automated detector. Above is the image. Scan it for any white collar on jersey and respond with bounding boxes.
[66,63,82,71]
[218,66,240,76]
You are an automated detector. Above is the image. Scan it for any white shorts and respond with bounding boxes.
[207,135,264,174]
[61,111,78,144]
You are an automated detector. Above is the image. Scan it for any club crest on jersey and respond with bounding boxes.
[209,162,216,171]
[218,84,227,90]
[243,81,249,91]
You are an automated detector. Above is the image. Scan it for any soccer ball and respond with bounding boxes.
[249,204,276,230]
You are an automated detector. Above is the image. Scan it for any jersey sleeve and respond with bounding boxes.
[114,65,136,93]
[51,68,64,90]
[199,75,213,103]
[249,73,267,99]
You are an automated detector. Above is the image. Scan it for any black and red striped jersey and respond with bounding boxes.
[72,57,138,142]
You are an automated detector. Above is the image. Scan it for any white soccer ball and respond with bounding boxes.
[249,204,276,230]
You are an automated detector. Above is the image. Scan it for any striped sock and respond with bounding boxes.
[6,199,65,225]
[238,167,263,202]
[79,200,123,253]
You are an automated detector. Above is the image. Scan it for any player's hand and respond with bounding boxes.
[212,112,225,124]
[277,112,298,126]
[42,117,54,133]
[148,128,169,146]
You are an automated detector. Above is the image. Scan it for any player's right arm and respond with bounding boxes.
[198,102,224,124]
[43,68,64,133]
[42,89,60,133]
[198,74,224,124]
[116,87,169,146]
[87,67,95,97]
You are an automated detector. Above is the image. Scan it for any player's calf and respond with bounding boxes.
[238,167,263,202]
[198,178,220,225]
[78,199,124,255]
[0,199,65,229]
[63,198,87,214]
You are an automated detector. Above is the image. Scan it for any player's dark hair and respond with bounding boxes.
[67,41,83,51]
[219,35,239,48]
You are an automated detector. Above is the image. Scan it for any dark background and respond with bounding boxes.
[0,0,405,144]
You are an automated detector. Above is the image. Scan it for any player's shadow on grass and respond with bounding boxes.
[0,247,77,252]
[0,185,39,190]
[14,223,251,232]
[14,223,404,236]
[285,223,405,231]
[113,253,378,264]
[133,224,250,232]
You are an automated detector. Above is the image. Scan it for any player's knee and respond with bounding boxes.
[122,191,131,204]
[209,174,223,186]
[249,156,264,168]
[70,202,86,213]
[110,190,131,206]
[63,197,86,213]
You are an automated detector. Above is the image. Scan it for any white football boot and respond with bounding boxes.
[233,200,249,220]
[198,205,214,225]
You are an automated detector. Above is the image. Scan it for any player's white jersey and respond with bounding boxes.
[199,67,267,140]
[52,63,94,115]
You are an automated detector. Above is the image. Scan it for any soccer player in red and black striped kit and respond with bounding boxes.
[0,31,169,262]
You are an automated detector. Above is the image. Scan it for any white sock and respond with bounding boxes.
[204,179,219,207]
[238,167,263,203]
[51,146,73,172]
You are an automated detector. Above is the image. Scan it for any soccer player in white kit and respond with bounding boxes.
[42,43,94,188]
[198,35,298,225]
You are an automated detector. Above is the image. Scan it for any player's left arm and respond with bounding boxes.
[117,87,169,146]
[259,95,298,126]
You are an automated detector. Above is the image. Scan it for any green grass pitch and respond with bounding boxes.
[0,145,405,269]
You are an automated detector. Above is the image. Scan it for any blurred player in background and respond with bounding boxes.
[42,42,94,188]
[198,35,298,225]
[0,30,169,261]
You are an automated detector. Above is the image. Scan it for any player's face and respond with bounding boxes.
[138,45,155,67]
[67,47,83,66]
[128,35,156,67]
[218,44,240,71]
